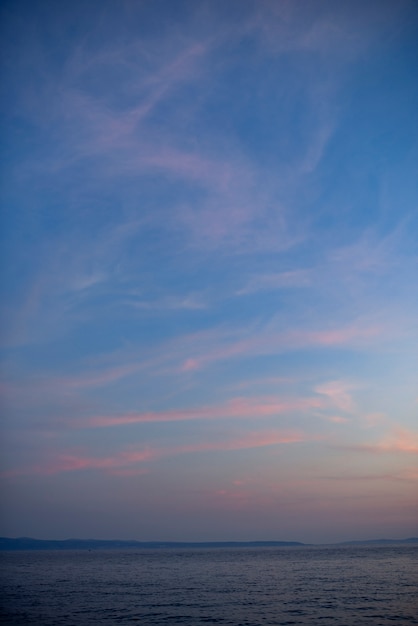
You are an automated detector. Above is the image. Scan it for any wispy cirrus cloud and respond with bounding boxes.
[319,467,418,483]
[178,323,383,373]
[345,428,418,456]
[4,449,157,478]
[2,319,383,410]
[4,428,308,477]
[314,380,356,413]
[18,36,212,166]
[236,270,311,295]
[2,0,417,542]
[75,395,323,429]
[252,0,410,58]
[372,429,418,455]
[327,416,351,424]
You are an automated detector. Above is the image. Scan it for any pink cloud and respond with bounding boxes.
[79,395,323,429]
[374,429,418,454]
[31,448,157,476]
[177,323,382,373]
[212,430,305,450]
[327,416,350,424]
[4,427,311,477]
[346,429,418,455]
[295,323,380,349]
[314,380,356,413]
[181,358,200,372]
[2,319,385,419]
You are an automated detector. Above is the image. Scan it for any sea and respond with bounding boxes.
[1,544,417,625]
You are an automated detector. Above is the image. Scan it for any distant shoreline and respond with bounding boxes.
[1,537,417,551]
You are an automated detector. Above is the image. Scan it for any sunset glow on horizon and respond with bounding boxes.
[1,0,417,544]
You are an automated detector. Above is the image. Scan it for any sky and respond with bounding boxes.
[1,0,417,544]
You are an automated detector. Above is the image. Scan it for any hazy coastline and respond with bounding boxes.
[1,536,417,551]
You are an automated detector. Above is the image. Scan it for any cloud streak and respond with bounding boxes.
[343,428,418,456]
[5,428,308,477]
[178,323,383,373]
[1,0,417,542]
[76,395,323,429]
[314,380,356,413]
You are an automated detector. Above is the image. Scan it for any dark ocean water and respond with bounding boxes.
[1,545,417,625]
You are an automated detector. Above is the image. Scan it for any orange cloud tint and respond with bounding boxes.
[375,429,418,454]
[348,428,418,455]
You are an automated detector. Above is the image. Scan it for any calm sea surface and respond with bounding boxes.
[1,545,417,625]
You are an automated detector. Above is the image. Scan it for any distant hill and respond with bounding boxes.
[0,537,305,551]
[339,538,418,545]
[1,537,417,550]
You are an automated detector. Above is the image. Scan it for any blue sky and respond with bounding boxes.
[1,0,417,543]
